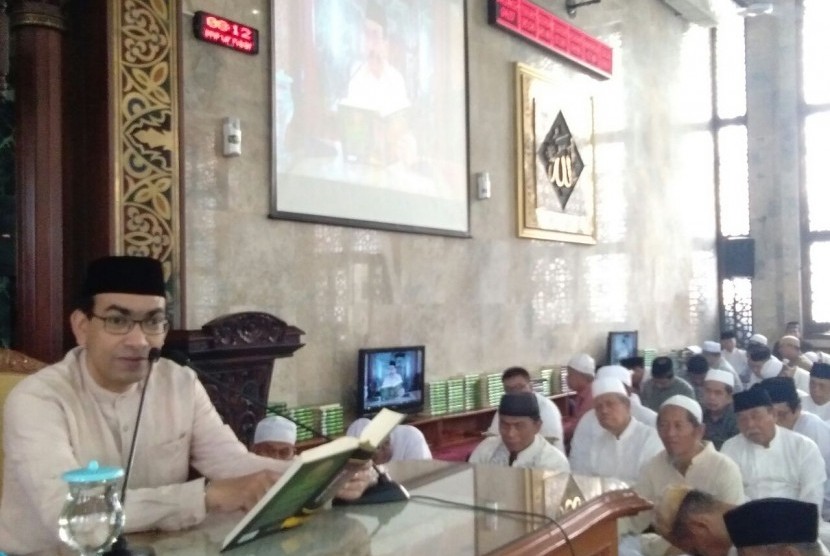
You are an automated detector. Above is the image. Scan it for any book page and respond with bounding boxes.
[358,408,405,450]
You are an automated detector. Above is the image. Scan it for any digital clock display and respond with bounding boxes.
[193,11,259,55]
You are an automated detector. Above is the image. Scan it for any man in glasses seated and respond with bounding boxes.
[0,256,370,555]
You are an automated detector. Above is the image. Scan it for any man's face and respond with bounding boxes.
[771,401,799,430]
[594,393,630,434]
[652,377,674,390]
[363,18,388,76]
[786,323,801,337]
[657,406,703,460]
[749,358,766,377]
[503,375,532,394]
[703,381,732,413]
[736,406,777,446]
[810,376,830,405]
[253,441,295,461]
[498,414,541,453]
[688,372,706,387]
[71,292,167,393]
[703,352,720,367]
[566,368,589,391]
[721,338,736,352]
[779,343,799,362]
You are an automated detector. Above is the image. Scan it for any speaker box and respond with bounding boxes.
[718,237,755,278]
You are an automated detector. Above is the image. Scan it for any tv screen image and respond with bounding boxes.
[607,331,638,365]
[357,346,425,417]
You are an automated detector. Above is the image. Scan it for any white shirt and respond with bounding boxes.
[487,392,565,453]
[469,434,571,473]
[794,411,830,520]
[721,425,826,507]
[0,348,287,555]
[722,348,748,384]
[569,417,663,484]
[802,394,830,421]
[342,62,410,115]
[792,366,811,393]
[567,402,656,474]
[628,442,745,555]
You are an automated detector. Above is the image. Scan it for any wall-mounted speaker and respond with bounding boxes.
[718,237,755,278]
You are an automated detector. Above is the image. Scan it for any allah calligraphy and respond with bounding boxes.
[538,111,584,210]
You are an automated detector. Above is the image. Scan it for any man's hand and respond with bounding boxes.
[205,470,280,513]
[335,462,375,501]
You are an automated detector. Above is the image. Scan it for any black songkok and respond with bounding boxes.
[686,355,709,375]
[811,362,830,380]
[733,387,773,412]
[619,356,645,369]
[82,256,166,298]
[757,377,799,405]
[651,356,674,378]
[499,392,540,420]
[724,498,818,547]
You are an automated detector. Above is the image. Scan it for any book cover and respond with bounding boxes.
[221,408,405,551]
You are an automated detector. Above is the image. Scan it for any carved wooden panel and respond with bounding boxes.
[163,312,305,446]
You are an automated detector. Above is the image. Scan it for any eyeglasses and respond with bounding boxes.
[90,313,170,335]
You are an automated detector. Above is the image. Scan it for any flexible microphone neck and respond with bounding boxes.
[165,350,408,503]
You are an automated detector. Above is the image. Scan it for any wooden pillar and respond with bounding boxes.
[10,0,66,363]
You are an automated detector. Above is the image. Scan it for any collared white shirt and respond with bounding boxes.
[487,392,565,453]
[802,394,830,421]
[0,347,287,555]
[469,434,571,473]
[721,425,825,507]
[570,417,663,484]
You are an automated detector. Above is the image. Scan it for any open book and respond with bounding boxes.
[221,408,405,551]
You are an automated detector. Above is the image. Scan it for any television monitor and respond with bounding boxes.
[607,331,638,365]
[357,346,425,417]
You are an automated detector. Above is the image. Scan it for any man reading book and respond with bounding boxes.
[0,256,371,555]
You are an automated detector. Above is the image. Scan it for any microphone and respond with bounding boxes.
[164,350,409,505]
[105,348,161,556]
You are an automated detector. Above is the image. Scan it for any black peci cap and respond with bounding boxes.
[82,256,166,298]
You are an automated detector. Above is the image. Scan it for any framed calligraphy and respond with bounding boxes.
[515,63,596,244]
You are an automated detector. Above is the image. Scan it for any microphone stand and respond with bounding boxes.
[164,350,409,505]
[104,348,161,556]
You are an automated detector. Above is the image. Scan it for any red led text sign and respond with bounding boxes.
[488,0,612,79]
[193,11,259,55]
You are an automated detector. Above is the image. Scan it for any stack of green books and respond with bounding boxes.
[640,348,657,370]
[446,376,465,413]
[480,372,505,407]
[287,406,316,441]
[315,403,345,437]
[559,365,569,394]
[266,401,288,416]
[540,368,554,394]
[425,380,448,415]
[463,373,480,410]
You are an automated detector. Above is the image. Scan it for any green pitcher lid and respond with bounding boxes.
[61,460,124,483]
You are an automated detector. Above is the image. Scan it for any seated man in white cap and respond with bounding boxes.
[346,418,431,463]
[626,395,744,556]
[640,357,696,413]
[703,341,744,393]
[569,378,662,483]
[485,366,564,453]
[702,368,740,449]
[724,498,827,556]
[568,366,656,471]
[722,388,826,511]
[251,415,297,461]
[803,363,830,421]
[748,333,768,350]
[470,392,570,472]
[562,353,596,440]
[757,377,830,521]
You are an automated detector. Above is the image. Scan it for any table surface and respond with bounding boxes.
[115,460,634,556]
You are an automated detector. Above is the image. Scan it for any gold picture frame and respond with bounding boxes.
[515,63,596,244]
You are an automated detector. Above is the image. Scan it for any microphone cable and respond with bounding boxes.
[408,494,576,556]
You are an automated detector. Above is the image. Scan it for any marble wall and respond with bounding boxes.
[180,0,719,408]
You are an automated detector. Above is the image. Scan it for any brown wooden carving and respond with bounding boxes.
[163,312,305,446]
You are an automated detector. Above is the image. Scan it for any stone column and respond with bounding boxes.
[10,0,66,362]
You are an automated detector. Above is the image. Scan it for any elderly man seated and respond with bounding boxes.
[569,377,662,483]
[724,498,829,556]
[469,392,570,472]
[251,415,297,461]
[640,357,696,412]
[722,388,826,510]
[624,395,744,556]
[803,363,830,421]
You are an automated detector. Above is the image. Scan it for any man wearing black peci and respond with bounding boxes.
[0,256,370,555]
